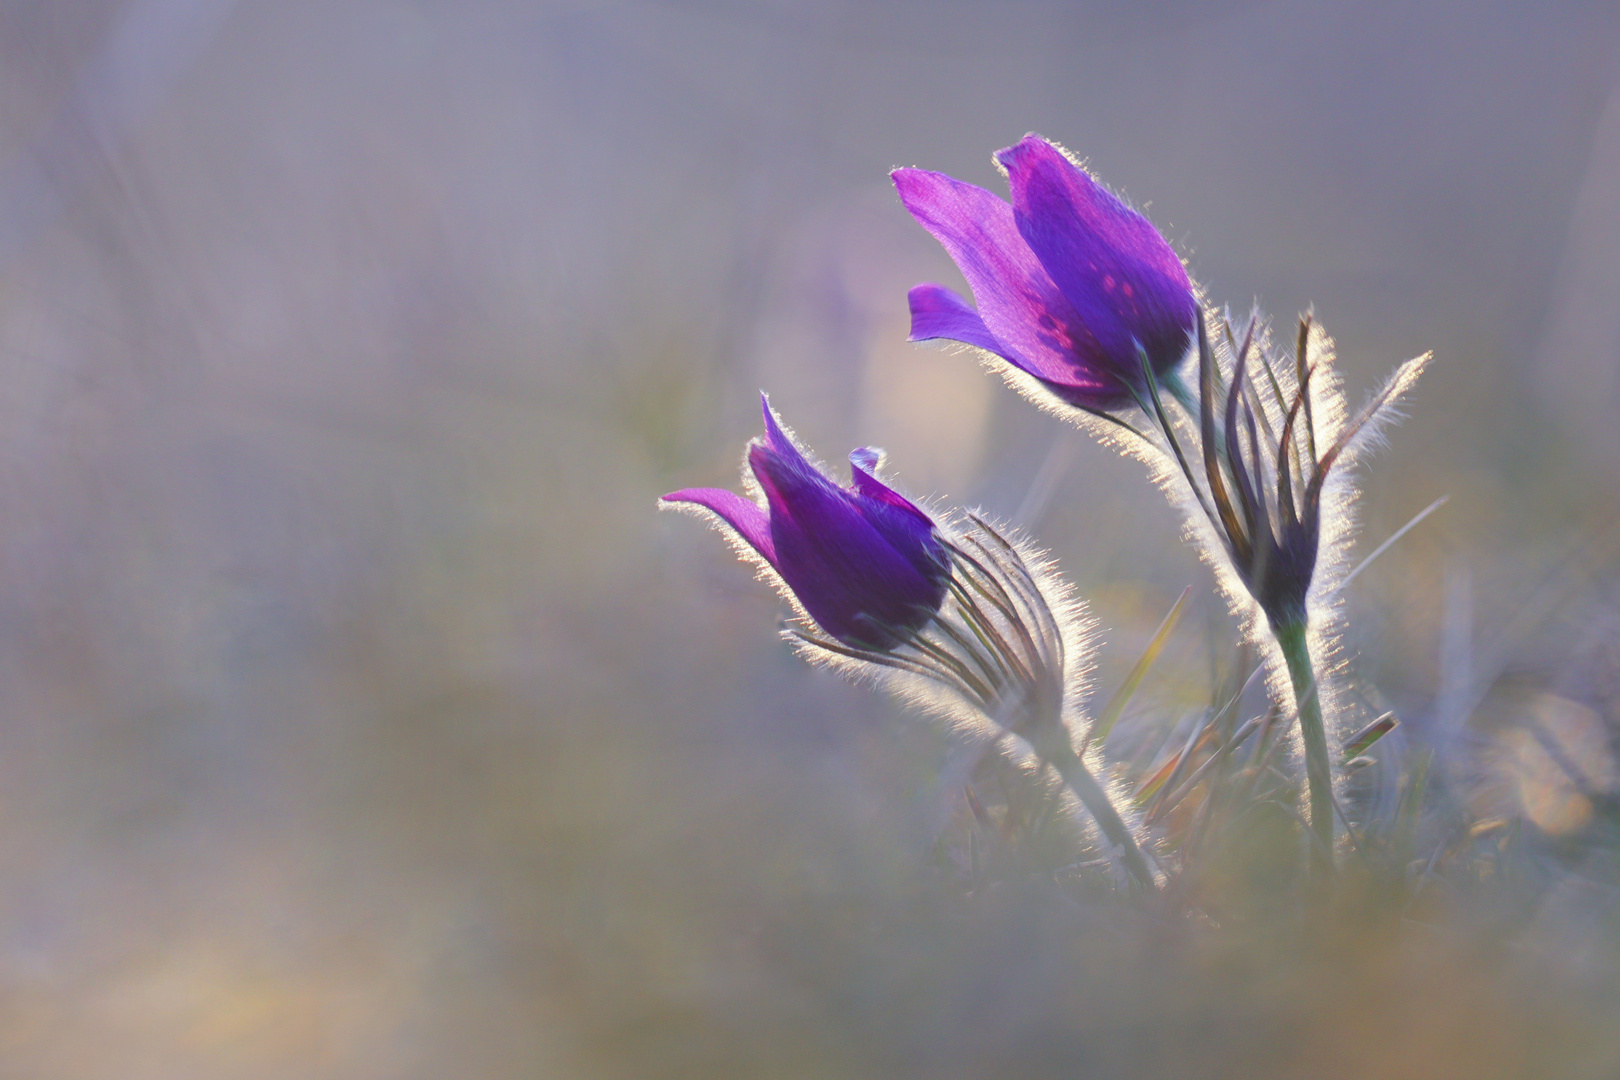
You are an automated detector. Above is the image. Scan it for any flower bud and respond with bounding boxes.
[662,396,948,651]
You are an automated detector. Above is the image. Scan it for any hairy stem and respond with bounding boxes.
[1274,619,1334,879]
[1035,733,1157,891]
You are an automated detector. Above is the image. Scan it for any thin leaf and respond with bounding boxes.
[1086,586,1192,749]
[1295,314,1318,467]
[1198,312,1249,560]
[1134,745,1186,805]
[1307,352,1429,503]
[1331,788,1370,861]
[1274,361,1317,528]
[1334,495,1448,594]
[1341,711,1398,763]
[1138,346,1222,534]
[1156,715,1264,816]
[1395,748,1433,869]
[790,629,986,708]
[1143,715,1218,816]
[1224,337,1262,548]
[1146,667,1264,819]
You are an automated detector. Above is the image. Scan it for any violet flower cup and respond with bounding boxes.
[662,396,949,653]
[894,133,1197,415]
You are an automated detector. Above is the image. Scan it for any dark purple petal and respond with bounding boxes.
[748,440,943,651]
[758,400,941,582]
[995,135,1195,378]
[661,487,776,565]
[848,448,928,523]
[847,449,948,586]
[669,398,950,651]
[759,392,810,463]
[892,168,1121,404]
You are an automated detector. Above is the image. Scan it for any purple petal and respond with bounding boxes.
[906,283,1005,354]
[848,447,883,474]
[759,392,803,458]
[749,440,942,649]
[892,168,1115,399]
[661,487,775,565]
[995,135,1195,375]
[848,448,926,519]
[847,449,946,584]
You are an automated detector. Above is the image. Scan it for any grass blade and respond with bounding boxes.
[1085,585,1192,750]
[1341,712,1398,763]
[1335,495,1448,594]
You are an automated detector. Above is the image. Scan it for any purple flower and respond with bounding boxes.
[894,134,1197,412]
[662,397,949,651]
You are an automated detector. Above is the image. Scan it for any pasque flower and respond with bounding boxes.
[661,395,949,652]
[664,396,1158,889]
[894,134,1197,413]
[894,133,1429,877]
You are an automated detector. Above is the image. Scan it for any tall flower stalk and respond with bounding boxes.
[663,397,1156,890]
[1143,310,1426,870]
[896,134,1427,871]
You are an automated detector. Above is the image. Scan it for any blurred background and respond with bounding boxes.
[0,1,1618,1076]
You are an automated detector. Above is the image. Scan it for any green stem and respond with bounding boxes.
[1036,734,1157,892]
[1274,619,1334,877]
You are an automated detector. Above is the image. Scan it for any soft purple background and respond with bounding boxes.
[0,2,1617,1076]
